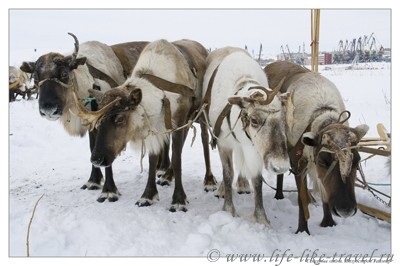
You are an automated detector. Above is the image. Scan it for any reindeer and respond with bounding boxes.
[202,47,290,225]
[72,39,214,211]
[265,61,369,234]
[20,33,149,202]
[9,66,35,101]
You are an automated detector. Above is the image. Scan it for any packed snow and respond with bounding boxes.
[9,62,391,261]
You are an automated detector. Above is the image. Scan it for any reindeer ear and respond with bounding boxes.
[66,56,87,70]
[20,61,36,73]
[302,132,318,147]
[75,57,87,66]
[353,124,369,141]
[129,88,142,106]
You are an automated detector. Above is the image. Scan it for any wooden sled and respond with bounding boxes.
[357,203,391,223]
[356,123,391,223]
[357,123,391,156]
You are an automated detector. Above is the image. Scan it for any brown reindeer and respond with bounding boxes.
[20,33,149,202]
[73,39,215,211]
[265,61,368,234]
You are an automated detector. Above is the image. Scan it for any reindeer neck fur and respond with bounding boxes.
[60,65,94,137]
[125,77,175,155]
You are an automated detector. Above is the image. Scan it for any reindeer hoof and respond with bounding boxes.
[237,190,251,195]
[81,182,102,190]
[274,192,284,200]
[96,192,119,203]
[320,219,337,227]
[97,195,106,203]
[136,194,159,207]
[295,227,311,235]
[136,198,155,207]
[136,200,152,207]
[108,194,119,202]
[204,184,217,192]
[169,204,187,212]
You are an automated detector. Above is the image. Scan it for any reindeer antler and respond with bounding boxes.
[70,92,120,131]
[67,32,79,67]
[246,76,286,105]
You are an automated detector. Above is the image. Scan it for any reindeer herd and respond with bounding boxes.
[17,33,369,235]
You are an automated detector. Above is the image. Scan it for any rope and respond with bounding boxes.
[261,176,297,193]
[138,103,207,170]
[367,182,391,186]
[356,164,391,207]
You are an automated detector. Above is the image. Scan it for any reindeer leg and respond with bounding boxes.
[295,173,310,234]
[81,130,103,190]
[218,147,236,217]
[156,142,170,177]
[215,180,225,198]
[252,175,270,226]
[97,165,120,202]
[169,128,188,212]
[136,154,160,207]
[236,174,251,194]
[320,202,336,227]
[157,142,174,186]
[200,117,217,192]
[274,174,285,200]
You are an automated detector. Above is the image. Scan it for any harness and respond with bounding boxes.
[137,45,199,130]
[202,65,247,148]
[86,63,119,88]
[288,109,352,178]
[290,109,352,222]
[203,65,277,149]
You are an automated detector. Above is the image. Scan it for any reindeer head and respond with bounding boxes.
[227,78,290,175]
[20,33,87,121]
[302,122,369,218]
[72,85,143,167]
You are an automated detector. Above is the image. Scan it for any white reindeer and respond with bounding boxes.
[203,47,290,225]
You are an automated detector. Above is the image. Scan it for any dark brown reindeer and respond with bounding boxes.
[265,61,368,234]
[20,33,149,202]
[73,39,215,211]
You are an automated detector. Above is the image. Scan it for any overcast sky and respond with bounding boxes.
[9,9,390,65]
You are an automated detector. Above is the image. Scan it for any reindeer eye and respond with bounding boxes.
[60,70,69,80]
[250,117,259,128]
[114,114,126,126]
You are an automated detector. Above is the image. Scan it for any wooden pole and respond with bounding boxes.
[357,203,391,223]
[311,9,320,72]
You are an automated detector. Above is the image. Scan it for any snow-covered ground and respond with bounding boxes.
[9,62,391,260]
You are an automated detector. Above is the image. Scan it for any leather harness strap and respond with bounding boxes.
[140,73,194,130]
[212,103,232,148]
[140,73,195,97]
[288,123,312,176]
[86,63,119,88]
[202,65,219,114]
